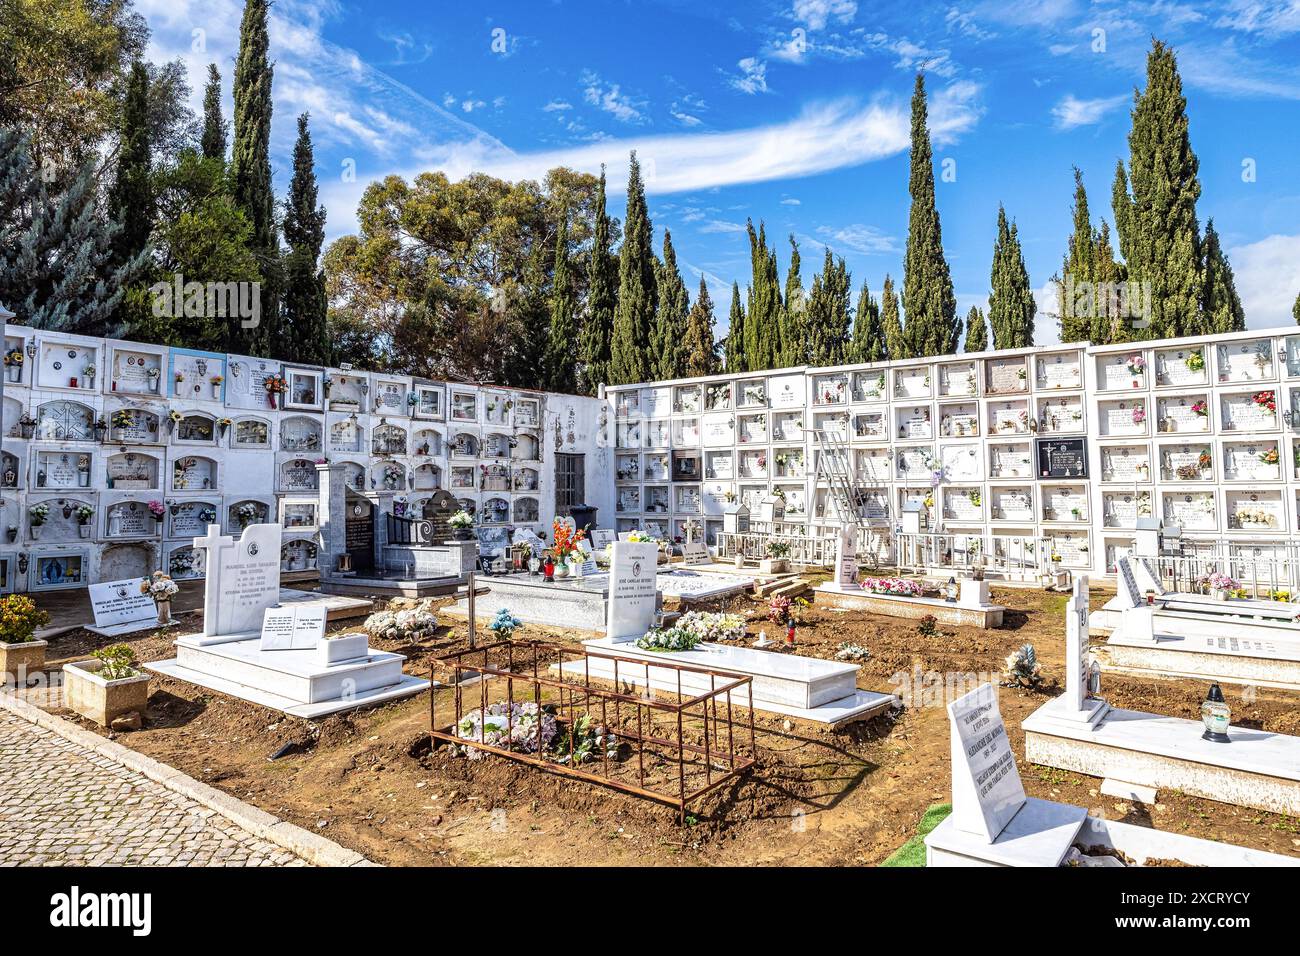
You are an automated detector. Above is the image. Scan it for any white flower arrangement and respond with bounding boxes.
[140,571,180,600]
[677,610,746,643]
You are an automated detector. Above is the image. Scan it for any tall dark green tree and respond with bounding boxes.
[880,274,907,360]
[280,112,328,363]
[542,212,578,392]
[201,63,227,161]
[579,166,615,393]
[1058,168,1097,343]
[901,73,958,357]
[1201,220,1244,335]
[743,221,781,370]
[650,229,689,380]
[724,282,746,372]
[805,248,851,366]
[231,0,277,354]
[963,305,988,353]
[107,61,153,322]
[682,277,719,378]
[988,205,1036,350]
[1294,291,1300,326]
[850,281,884,363]
[779,234,805,366]
[1111,39,1203,340]
[609,151,655,384]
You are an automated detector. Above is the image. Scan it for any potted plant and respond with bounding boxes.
[75,504,94,537]
[63,643,150,727]
[318,630,369,666]
[448,509,475,541]
[0,594,50,682]
[217,416,232,438]
[210,374,223,400]
[18,413,36,439]
[140,570,179,624]
[235,501,261,529]
[3,348,24,383]
[147,499,166,530]
[760,539,791,574]
[27,502,48,539]
[263,373,287,409]
[83,363,97,390]
[487,608,522,642]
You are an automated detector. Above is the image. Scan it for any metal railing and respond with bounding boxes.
[715,529,840,567]
[895,532,1043,581]
[1146,550,1300,601]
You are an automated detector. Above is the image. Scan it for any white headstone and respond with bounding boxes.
[1114,555,1156,642]
[589,529,616,550]
[834,526,857,589]
[606,541,659,642]
[259,604,326,651]
[948,683,1027,843]
[680,541,710,565]
[89,578,158,628]
[1131,554,1166,597]
[194,522,283,639]
[1115,555,1143,608]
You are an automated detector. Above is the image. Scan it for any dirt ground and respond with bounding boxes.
[34,582,1300,866]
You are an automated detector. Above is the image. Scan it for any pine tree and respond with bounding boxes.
[650,229,689,380]
[107,61,152,321]
[201,64,227,161]
[724,282,746,372]
[780,234,805,366]
[880,274,906,360]
[963,305,988,353]
[1201,220,1244,335]
[231,0,277,354]
[542,212,578,392]
[851,281,884,363]
[280,113,329,364]
[579,166,615,394]
[1111,39,1203,340]
[901,73,958,357]
[805,248,851,366]
[682,277,719,377]
[988,204,1036,350]
[609,151,655,384]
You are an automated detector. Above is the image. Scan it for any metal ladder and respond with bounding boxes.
[809,428,867,537]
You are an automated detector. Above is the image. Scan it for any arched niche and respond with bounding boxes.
[281,537,319,572]
[483,433,511,459]
[328,417,364,453]
[450,432,479,458]
[99,541,155,581]
[171,455,217,491]
[372,461,407,491]
[512,466,539,492]
[340,461,366,491]
[175,412,216,443]
[105,499,158,537]
[35,400,95,441]
[513,497,539,523]
[0,450,19,488]
[229,498,271,531]
[109,407,161,443]
[455,497,476,516]
[279,458,319,493]
[166,543,205,579]
[232,417,271,448]
[372,422,407,456]
[280,415,323,452]
[413,461,442,491]
[413,428,443,457]
[511,432,540,461]
[481,497,509,524]
[105,451,160,490]
[3,396,23,437]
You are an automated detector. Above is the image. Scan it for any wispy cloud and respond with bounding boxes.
[1215,1,1300,37]
[814,223,900,254]
[581,70,647,123]
[791,0,858,31]
[1051,93,1129,129]
[726,57,770,95]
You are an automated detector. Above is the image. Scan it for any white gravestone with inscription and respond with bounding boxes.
[680,541,710,565]
[607,541,659,642]
[947,684,1027,842]
[193,522,283,643]
[1056,575,1109,725]
[835,526,857,589]
[1113,555,1156,642]
[259,604,327,652]
[88,578,171,635]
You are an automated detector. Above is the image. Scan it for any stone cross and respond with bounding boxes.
[192,524,236,637]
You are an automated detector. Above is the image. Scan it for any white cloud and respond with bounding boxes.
[1226,234,1300,328]
[792,0,858,31]
[699,220,748,234]
[543,99,573,112]
[581,71,646,123]
[815,223,900,255]
[1051,93,1129,129]
[727,58,770,95]
[781,197,801,205]
[1215,0,1300,37]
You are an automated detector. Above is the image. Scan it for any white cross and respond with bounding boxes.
[193,524,235,637]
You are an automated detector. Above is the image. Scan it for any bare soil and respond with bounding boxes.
[38,583,1300,866]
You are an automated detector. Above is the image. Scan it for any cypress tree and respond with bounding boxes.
[851,281,884,363]
[1058,168,1096,343]
[988,204,1036,350]
[231,0,277,354]
[650,229,689,380]
[1294,291,1300,326]
[1111,39,1203,340]
[881,274,906,360]
[609,151,655,384]
[1201,220,1244,335]
[201,64,227,162]
[901,73,958,357]
[108,63,152,282]
[543,212,578,392]
[963,305,988,353]
[780,234,805,366]
[682,276,719,378]
[724,282,746,372]
[579,166,615,394]
[1092,220,1126,343]
[743,221,780,370]
[805,247,851,366]
[280,113,328,364]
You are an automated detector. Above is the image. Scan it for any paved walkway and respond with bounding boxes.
[0,709,308,867]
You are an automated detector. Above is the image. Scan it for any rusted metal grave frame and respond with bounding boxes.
[429,639,757,823]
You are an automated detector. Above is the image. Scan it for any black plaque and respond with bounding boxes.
[423,489,457,543]
[1036,438,1089,479]
[345,495,375,574]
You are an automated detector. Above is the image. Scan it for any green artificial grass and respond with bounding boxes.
[879,803,952,867]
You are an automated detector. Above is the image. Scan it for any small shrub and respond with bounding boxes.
[91,643,139,681]
[0,594,49,644]
[917,614,939,637]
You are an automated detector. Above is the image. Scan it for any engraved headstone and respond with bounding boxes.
[947,684,1027,842]
[607,541,659,642]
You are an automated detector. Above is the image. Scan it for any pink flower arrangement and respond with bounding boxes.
[859,576,926,597]
[1131,405,1146,424]
[1191,400,1208,418]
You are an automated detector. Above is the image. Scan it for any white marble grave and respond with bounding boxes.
[87,577,176,637]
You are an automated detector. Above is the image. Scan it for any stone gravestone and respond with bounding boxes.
[947,683,1027,842]
[834,526,857,589]
[680,541,710,565]
[88,577,165,635]
[192,523,282,644]
[1130,554,1166,597]
[606,541,659,642]
[344,495,375,574]
[424,489,457,543]
[1058,575,1109,725]
[259,604,327,652]
[1114,555,1156,642]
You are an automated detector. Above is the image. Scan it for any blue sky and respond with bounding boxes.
[138,0,1300,343]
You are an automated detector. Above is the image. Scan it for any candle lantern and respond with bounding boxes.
[1201,684,1231,743]
[944,576,958,603]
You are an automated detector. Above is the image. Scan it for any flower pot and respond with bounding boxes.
[553,562,569,579]
[452,528,473,541]
[62,659,150,727]
[267,392,277,409]
[154,599,172,624]
[0,639,47,682]
[19,424,33,439]
[78,524,91,538]
[29,524,42,540]
[759,558,789,574]
[6,365,19,383]
[319,633,369,666]
[1215,589,1228,602]
[212,384,221,400]
[568,557,583,578]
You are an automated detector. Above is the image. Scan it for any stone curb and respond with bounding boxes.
[0,691,377,868]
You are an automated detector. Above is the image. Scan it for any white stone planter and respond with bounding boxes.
[0,638,47,681]
[759,558,789,574]
[63,659,150,726]
[318,633,369,666]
